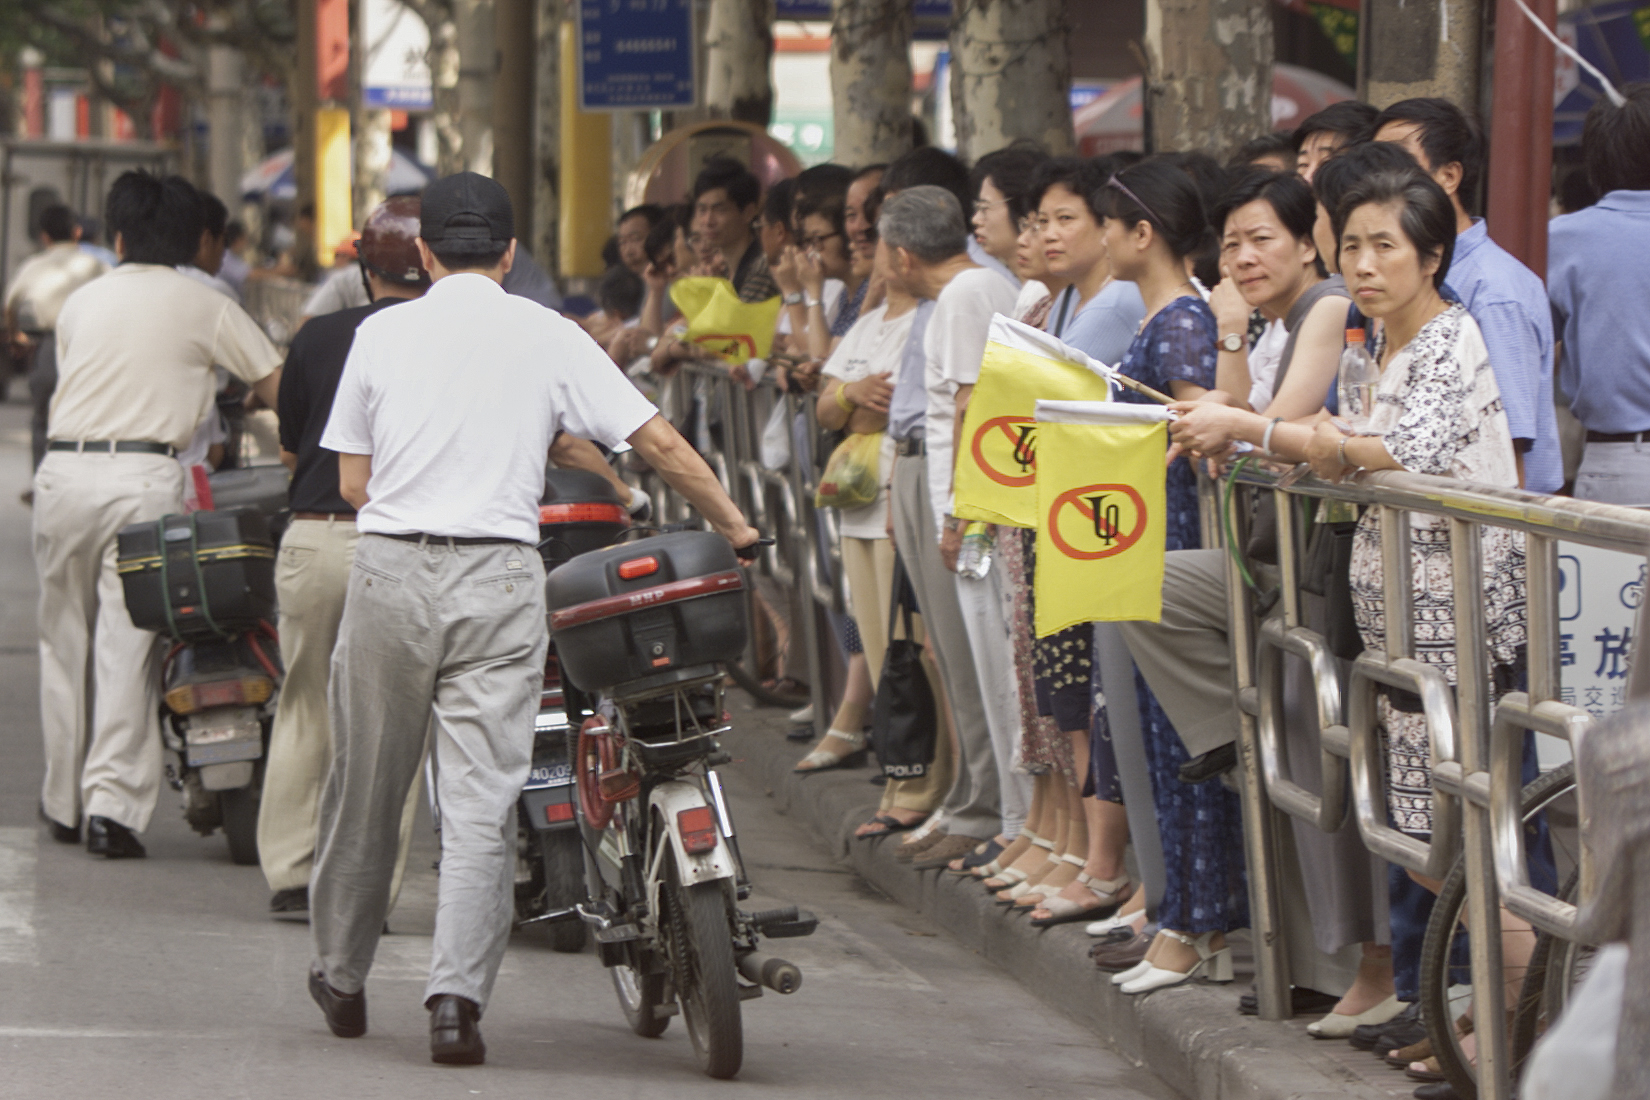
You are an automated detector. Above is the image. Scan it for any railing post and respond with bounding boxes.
[1225,484,1292,1019]
[1450,517,1511,1100]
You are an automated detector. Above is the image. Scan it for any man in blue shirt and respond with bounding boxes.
[1372,98,1563,494]
[1549,84,1650,504]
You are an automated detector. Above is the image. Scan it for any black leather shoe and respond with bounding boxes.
[1178,742,1239,784]
[309,967,366,1038]
[1412,1084,1459,1100]
[270,887,310,920]
[428,994,485,1065]
[39,803,79,844]
[1351,1000,1421,1051]
[85,816,145,859]
[1236,986,1340,1016]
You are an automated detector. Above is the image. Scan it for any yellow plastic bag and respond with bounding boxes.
[815,432,884,509]
[669,276,783,364]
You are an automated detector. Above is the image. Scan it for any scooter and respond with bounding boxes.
[546,529,815,1080]
[117,465,290,864]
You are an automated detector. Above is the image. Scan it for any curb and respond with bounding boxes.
[733,725,1398,1100]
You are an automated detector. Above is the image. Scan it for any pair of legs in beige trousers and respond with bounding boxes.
[840,536,953,816]
[259,517,419,905]
[33,451,180,833]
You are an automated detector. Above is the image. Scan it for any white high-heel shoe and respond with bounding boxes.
[1086,911,1143,938]
[1119,930,1234,994]
[1110,959,1153,986]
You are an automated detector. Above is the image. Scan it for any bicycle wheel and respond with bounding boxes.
[662,853,743,1079]
[1419,761,1576,1100]
[1511,868,1598,1062]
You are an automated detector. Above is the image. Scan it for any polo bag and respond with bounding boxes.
[815,431,883,509]
[870,557,938,780]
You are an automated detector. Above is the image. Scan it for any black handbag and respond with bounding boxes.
[1300,510,1362,662]
[870,556,938,781]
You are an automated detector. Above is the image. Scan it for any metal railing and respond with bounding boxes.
[1224,464,1650,1100]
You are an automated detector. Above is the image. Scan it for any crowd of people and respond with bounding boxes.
[556,84,1650,1099]
[6,76,1650,1084]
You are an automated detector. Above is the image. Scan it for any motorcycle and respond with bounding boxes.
[545,529,815,1080]
[116,465,290,864]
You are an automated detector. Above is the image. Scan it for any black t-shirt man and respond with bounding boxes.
[277,297,409,512]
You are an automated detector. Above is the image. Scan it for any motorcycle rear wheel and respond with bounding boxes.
[612,959,670,1038]
[664,858,743,1079]
[219,786,260,866]
[540,831,587,954]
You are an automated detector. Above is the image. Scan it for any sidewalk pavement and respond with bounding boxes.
[724,701,1414,1100]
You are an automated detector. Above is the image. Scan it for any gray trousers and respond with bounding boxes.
[1575,440,1650,506]
[1121,548,1386,958]
[311,534,547,1010]
[890,455,1001,840]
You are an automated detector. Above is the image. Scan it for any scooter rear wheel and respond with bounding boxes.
[664,857,743,1079]
[220,786,260,866]
[612,958,670,1038]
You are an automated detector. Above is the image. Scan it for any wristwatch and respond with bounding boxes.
[782,291,805,306]
[1220,332,1245,353]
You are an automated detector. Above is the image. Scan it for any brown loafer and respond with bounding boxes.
[894,828,949,862]
[1387,1036,1432,1068]
[428,993,485,1065]
[1090,929,1151,971]
[911,834,990,871]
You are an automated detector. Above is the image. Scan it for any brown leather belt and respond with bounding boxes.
[291,511,356,522]
[1586,431,1650,443]
[377,531,521,546]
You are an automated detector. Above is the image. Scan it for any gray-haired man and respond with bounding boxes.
[878,185,1023,869]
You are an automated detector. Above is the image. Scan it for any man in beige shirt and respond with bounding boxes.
[35,172,283,858]
[3,204,108,477]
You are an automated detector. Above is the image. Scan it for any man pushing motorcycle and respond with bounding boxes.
[306,171,758,1065]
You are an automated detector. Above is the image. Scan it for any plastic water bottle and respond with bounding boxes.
[957,522,994,580]
[1337,328,1380,433]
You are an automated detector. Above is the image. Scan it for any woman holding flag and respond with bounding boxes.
[1092,157,1251,994]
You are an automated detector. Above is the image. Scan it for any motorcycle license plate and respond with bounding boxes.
[524,762,573,790]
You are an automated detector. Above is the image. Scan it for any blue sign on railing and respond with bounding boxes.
[578,0,696,111]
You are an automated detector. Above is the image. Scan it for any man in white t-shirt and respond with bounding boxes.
[307,172,757,1065]
[35,173,283,858]
[879,186,1021,870]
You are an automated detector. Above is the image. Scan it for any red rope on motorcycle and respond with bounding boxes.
[244,630,282,682]
[577,715,640,829]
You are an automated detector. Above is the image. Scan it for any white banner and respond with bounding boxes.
[363,0,432,111]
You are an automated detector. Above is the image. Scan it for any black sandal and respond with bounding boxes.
[857,813,922,838]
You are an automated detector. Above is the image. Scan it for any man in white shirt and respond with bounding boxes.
[35,173,283,858]
[4,204,108,475]
[880,186,1021,870]
[307,172,757,1065]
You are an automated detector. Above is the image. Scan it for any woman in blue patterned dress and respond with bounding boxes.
[1095,158,1250,994]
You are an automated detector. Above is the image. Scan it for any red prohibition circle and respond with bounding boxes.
[1046,483,1149,560]
[970,415,1038,487]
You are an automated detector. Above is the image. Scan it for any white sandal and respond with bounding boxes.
[794,728,867,772]
[976,829,1039,878]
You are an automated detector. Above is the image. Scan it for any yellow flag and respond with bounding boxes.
[954,315,1114,527]
[669,276,783,364]
[1033,418,1167,634]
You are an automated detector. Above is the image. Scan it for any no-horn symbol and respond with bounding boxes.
[1046,483,1149,560]
[971,415,1038,488]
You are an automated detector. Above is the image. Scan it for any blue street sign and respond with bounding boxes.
[578,0,696,111]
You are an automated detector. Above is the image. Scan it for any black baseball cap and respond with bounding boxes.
[420,171,513,252]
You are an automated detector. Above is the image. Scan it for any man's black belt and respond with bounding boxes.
[377,531,522,546]
[48,440,177,457]
[1587,430,1650,444]
[894,437,926,457]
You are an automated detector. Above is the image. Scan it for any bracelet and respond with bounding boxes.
[805,295,822,309]
[782,291,804,306]
[834,385,856,413]
[1261,416,1283,456]
[1337,435,1352,470]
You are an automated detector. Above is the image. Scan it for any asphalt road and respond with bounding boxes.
[0,390,1175,1100]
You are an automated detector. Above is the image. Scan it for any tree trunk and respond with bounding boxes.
[427,13,464,175]
[829,0,914,166]
[532,0,560,271]
[355,108,394,220]
[1143,0,1272,160]
[455,0,495,174]
[704,0,774,124]
[948,0,1074,161]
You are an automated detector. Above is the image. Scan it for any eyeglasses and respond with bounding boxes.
[973,197,1010,216]
[1018,215,1049,234]
[799,231,841,250]
[1106,174,1164,229]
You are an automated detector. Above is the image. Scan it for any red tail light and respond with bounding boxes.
[618,556,659,580]
[677,806,718,854]
[544,802,575,825]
